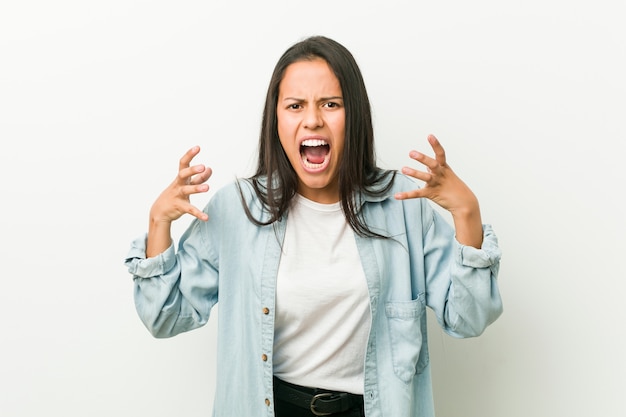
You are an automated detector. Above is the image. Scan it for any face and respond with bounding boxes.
[277,58,345,204]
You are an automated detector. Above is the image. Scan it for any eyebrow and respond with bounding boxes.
[281,96,344,102]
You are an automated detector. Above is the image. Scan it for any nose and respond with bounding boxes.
[303,106,323,129]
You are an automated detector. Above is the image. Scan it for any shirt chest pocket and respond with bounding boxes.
[384,294,430,383]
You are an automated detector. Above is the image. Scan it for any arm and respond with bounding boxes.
[396,135,502,335]
[423,212,502,338]
[126,219,220,338]
[125,146,216,338]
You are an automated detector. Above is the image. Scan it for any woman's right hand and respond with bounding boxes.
[146,146,212,257]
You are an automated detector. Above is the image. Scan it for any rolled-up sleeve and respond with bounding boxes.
[125,234,177,278]
[124,216,220,339]
[442,224,503,338]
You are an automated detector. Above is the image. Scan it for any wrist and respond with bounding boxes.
[147,216,173,257]
[451,203,483,249]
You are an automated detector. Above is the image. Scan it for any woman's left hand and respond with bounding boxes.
[394,134,478,214]
[395,134,484,247]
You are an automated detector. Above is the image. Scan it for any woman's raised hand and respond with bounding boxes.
[146,146,212,257]
[394,135,478,213]
[394,134,483,248]
[150,146,212,223]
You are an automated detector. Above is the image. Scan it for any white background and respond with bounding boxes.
[1,1,624,416]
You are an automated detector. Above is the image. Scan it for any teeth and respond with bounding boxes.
[301,139,328,147]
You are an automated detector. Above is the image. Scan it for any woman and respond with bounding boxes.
[125,36,503,417]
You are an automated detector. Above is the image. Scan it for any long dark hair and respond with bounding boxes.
[240,35,396,238]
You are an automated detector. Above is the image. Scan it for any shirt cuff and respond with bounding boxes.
[456,224,501,268]
[124,233,176,278]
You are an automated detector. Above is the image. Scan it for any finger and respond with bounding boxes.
[188,165,213,185]
[401,166,432,183]
[427,134,447,166]
[188,205,209,222]
[394,188,426,200]
[179,146,201,172]
[407,150,439,172]
[182,183,210,196]
[179,163,210,185]
[176,200,209,222]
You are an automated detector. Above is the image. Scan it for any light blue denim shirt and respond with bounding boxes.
[125,173,503,417]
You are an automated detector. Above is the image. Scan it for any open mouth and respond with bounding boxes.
[300,139,330,170]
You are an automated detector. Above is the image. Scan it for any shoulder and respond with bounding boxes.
[207,177,265,218]
[389,173,420,192]
[360,171,435,227]
[208,179,250,207]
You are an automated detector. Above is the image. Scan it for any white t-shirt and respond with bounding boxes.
[272,194,371,394]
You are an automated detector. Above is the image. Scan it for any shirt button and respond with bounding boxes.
[265,398,271,406]
[262,354,268,361]
[262,307,270,315]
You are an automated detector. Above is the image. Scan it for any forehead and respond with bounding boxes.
[279,58,342,96]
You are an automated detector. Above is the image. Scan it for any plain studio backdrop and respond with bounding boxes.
[1,1,624,416]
